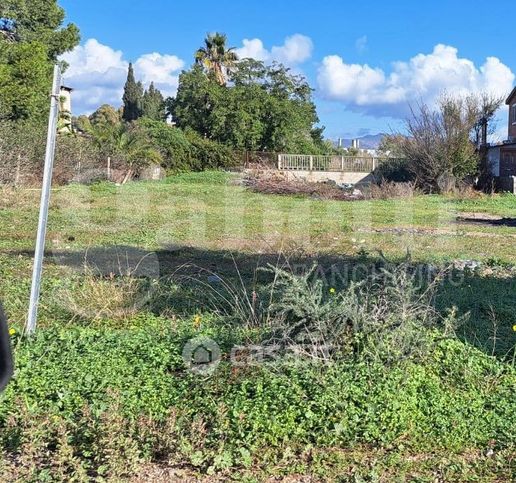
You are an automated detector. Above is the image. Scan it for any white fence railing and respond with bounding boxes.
[277,154,398,173]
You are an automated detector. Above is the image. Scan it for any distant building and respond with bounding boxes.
[59,86,73,133]
[486,87,516,178]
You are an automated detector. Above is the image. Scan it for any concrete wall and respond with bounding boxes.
[139,165,165,181]
[60,88,72,114]
[280,170,375,185]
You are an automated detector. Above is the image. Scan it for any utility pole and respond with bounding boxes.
[26,65,62,335]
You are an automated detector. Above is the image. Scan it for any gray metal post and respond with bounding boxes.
[26,65,62,335]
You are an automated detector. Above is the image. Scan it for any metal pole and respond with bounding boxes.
[26,65,62,336]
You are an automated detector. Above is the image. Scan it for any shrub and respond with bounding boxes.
[139,119,236,173]
[398,93,503,192]
[262,261,459,364]
[185,129,238,170]
[373,157,415,183]
[53,134,104,184]
[138,118,193,172]
[0,121,105,186]
[370,180,417,199]
[0,121,45,185]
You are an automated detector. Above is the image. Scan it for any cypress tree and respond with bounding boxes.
[122,63,143,122]
[142,82,165,121]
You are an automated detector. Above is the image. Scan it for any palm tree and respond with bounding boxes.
[195,32,238,86]
[89,123,162,183]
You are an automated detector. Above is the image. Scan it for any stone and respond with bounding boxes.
[139,165,165,181]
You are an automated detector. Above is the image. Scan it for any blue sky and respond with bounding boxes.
[60,0,516,140]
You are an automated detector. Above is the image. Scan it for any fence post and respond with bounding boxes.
[15,155,21,187]
[107,156,111,180]
[278,154,282,170]
[309,155,313,171]
[341,156,345,172]
[26,64,62,336]
[372,157,376,171]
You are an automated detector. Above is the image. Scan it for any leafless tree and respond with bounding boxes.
[396,92,504,192]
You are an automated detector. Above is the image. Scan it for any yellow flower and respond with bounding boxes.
[329,288,336,294]
[8,328,16,336]
[513,324,516,332]
[193,315,202,327]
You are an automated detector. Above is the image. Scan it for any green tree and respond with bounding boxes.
[169,59,324,153]
[0,0,79,122]
[195,32,238,86]
[122,63,143,122]
[73,115,92,133]
[142,82,165,121]
[168,65,224,137]
[0,0,80,60]
[90,104,121,127]
[0,41,51,121]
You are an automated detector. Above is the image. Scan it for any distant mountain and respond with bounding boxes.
[336,133,386,149]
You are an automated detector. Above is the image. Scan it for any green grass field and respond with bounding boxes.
[0,172,515,481]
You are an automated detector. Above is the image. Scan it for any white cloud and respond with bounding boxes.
[235,38,270,62]
[134,52,184,99]
[61,39,185,114]
[236,34,313,66]
[317,44,515,118]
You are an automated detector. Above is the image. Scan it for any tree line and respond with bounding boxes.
[0,0,508,192]
[78,32,328,155]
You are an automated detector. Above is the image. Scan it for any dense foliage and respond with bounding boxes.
[169,60,325,153]
[0,0,80,60]
[88,104,121,127]
[0,262,514,479]
[140,118,237,172]
[0,0,79,121]
[0,120,106,185]
[142,82,165,121]
[0,42,52,121]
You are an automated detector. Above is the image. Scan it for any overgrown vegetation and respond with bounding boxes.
[1,173,516,479]
[381,93,504,192]
[0,258,515,480]
[1,2,515,479]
